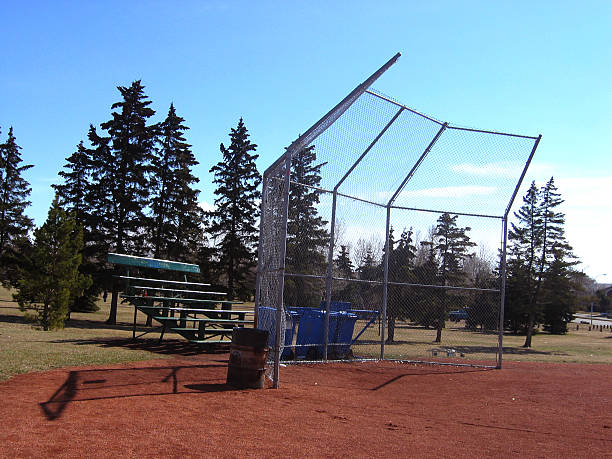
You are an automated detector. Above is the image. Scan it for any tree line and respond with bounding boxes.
[1,81,261,328]
[0,82,596,345]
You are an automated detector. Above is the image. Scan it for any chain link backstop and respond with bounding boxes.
[255,54,540,387]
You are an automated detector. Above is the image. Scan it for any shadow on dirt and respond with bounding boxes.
[40,363,236,421]
[370,367,494,391]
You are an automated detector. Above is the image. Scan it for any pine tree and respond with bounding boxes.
[332,244,359,305]
[98,81,156,324]
[53,141,90,225]
[0,127,34,286]
[540,247,577,334]
[285,144,329,307]
[149,103,204,262]
[411,234,440,329]
[507,178,576,346]
[386,228,417,342]
[334,245,354,279]
[14,198,91,330]
[431,213,475,342]
[52,140,100,312]
[209,118,260,301]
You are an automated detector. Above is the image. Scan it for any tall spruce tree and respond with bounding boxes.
[53,141,90,225]
[52,140,100,312]
[507,178,576,346]
[98,81,156,324]
[0,127,34,286]
[149,103,204,262]
[209,118,260,301]
[15,198,91,330]
[285,144,329,307]
[431,213,475,342]
[386,228,417,342]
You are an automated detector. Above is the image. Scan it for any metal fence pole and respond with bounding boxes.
[323,191,338,360]
[497,217,508,369]
[323,106,404,361]
[380,205,392,359]
[273,154,293,388]
[254,170,269,328]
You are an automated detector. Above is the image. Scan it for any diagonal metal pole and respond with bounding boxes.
[380,123,448,359]
[323,106,404,360]
[273,154,293,389]
[254,170,270,328]
[497,134,541,369]
[387,123,448,206]
[264,53,402,178]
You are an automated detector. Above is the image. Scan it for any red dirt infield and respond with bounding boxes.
[1,356,611,458]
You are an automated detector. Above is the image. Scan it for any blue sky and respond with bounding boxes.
[1,1,610,280]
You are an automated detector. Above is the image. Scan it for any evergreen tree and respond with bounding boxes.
[507,178,576,346]
[98,81,156,324]
[332,244,359,304]
[285,144,329,307]
[410,236,440,329]
[53,141,90,224]
[334,245,354,279]
[209,118,260,301]
[0,127,34,286]
[431,213,475,342]
[52,140,100,312]
[149,103,204,262]
[356,247,381,309]
[386,228,417,342]
[14,198,91,330]
[540,247,577,334]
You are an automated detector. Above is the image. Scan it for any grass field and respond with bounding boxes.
[1,285,611,381]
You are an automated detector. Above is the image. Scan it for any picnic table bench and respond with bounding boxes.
[108,253,253,344]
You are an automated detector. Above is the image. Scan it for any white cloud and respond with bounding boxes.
[199,200,215,213]
[451,162,523,177]
[450,161,559,179]
[399,185,497,199]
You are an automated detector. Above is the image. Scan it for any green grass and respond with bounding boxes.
[0,287,172,381]
[1,283,611,381]
[352,318,612,364]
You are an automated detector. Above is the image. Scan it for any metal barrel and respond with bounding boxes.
[226,328,270,389]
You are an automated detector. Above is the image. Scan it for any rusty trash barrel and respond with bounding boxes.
[226,327,270,389]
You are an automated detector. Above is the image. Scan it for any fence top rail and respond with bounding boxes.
[108,253,200,274]
[130,286,226,296]
[116,276,211,287]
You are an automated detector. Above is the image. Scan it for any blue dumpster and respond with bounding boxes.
[334,312,358,358]
[319,300,351,312]
[257,306,297,359]
[295,309,342,359]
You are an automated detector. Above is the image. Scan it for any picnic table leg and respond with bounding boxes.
[159,323,166,342]
[132,305,138,340]
[198,321,205,340]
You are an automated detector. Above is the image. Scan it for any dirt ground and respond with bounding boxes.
[1,356,611,458]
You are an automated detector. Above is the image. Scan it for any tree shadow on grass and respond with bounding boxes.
[40,363,237,421]
[48,337,231,357]
[0,311,28,324]
[355,339,565,358]
[0,308,144,333]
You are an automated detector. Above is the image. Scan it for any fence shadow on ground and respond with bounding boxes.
[40,363,234,421]
[370,367,494,391]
